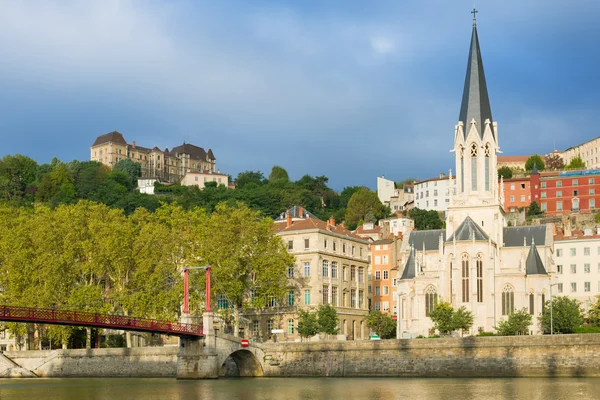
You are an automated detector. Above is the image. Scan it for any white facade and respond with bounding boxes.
[561,137,600,169]
[137,178,158,194]
[181,171,229,189]
[554,231,600,312]
[379,215,414,238]
[377,176,396,204]
[414,173,456,214]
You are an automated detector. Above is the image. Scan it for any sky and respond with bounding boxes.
[1,1,599,190]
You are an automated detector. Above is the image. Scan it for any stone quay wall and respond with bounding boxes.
[261,334,600,378]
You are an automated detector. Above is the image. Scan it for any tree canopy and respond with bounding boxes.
[495,309,532,336]
[497,166,513,179]
[545,153,565,170]
[408,208,444,230]
[345,187,388,230]
[525,154,545,171]
[567,156,585,170]
[428,302,474,336]
[539,296,583,334]
[365,310,396,339]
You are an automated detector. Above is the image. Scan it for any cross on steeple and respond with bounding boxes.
[471,8,478,26]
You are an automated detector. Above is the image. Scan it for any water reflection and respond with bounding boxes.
[1,377,599,400]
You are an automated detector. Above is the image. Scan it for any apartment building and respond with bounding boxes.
[503,177,531,212]
[90,131,216,183]
[561,137,600,169]
[242,206,370,342]
[414,173,456,214]
[532,169,600,215]
[554,229,600,313]
[370,238,402,315]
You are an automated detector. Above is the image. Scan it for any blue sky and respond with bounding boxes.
[1,1,599,190]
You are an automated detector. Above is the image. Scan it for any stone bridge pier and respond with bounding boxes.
[176,312,264,379]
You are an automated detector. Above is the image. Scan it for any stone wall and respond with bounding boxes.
[261,334,600,378]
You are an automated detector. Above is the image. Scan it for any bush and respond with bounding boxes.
[573,325,600,334]
[365,310,396,339]
[428,302,474,336]
[540,296,583,334]
[495,309,532,336]
[477,331,496,336]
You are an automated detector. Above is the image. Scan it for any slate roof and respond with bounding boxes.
[170,143,216,161]
[92,131,127,147]
[447,216,489,242]
[525,243,547,275]
[372,238,394,245]
[503,226,547,247]
[458,24,494,139]
[400,246,416,280]
[274,205,317,220]
[407,230,446,251]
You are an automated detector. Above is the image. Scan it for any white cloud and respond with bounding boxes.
[370,36,395,54]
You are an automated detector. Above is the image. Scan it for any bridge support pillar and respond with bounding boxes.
[176,311,218,379]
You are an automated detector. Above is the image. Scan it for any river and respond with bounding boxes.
[1,377,599,399]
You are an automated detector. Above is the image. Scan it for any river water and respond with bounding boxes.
[1,377,599,400]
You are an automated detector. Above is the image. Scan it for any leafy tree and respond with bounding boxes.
[567,156,585,170]
[345,187,387,230]
[0,154,39,201]
[586,295,600,327]
[365,310,396,339]
[268,166,289,182]
[235,171,265,188]
[495,309,532,335]
[539,296,583,334]
[428,302,455,335]
[527,201,543,217]
[113,158,142,190]
[497,166,513,179]
[545,152,565,170]
[525,154,545,171]
[408,208,444,230]
[317,304,339,335]
[297,309,319,340]
[451,306,474,335]
[595,213,600,223]
[395,178,416,189]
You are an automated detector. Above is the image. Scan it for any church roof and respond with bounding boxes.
[526,243,547,275]
[458,21,494,139]
[447,216,489,242]
[400,247,416,280]
[503,226,547,247]
[408,230,446,251]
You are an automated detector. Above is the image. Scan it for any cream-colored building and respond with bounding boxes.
[561,137,600,169]
[554,229,600,313]
[396,19,555,338]
[414,173,456,215]
[90,131,216,183]
[181,171,229,189]
[243,206,370,342]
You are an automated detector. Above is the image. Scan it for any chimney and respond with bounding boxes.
[298,206,303,218]
[329,216,335,226]
[132,141,136,149]
[286,213,292,227]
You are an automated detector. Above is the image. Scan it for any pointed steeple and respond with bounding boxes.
[458,10,494,140]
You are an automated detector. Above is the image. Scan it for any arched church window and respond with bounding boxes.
[541,291,546,313]
[460,146,465,193]
[471,143,478,191]
[461,254,469,303]
[529,292,535,315]
[425,286,438,317]
[484,144,491,191]
[476,254,483,303]
[502,284,515,316]
[449,255,454,297]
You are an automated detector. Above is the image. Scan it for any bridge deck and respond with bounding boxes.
[0,305,203,337]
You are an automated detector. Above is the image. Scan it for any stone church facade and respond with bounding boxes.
[396,16,555,337]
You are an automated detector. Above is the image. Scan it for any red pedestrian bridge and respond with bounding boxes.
[0,305,203,337]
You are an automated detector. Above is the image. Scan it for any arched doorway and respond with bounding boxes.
[219,350,264,377]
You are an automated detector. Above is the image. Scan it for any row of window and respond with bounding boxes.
[541,189,595,199]
[320,261,364,282]
[374,301,390,312]
[555,282,597,293]
[374,270,389,280]
[508,183,527,190]
[252,319,296,335]
[556,263,600,274]
[508,195,529,203]
[321,286,364,308]
[556,247,600,257]
[540,199,591,211]
[541,178,596,189]
[288,239,364,257]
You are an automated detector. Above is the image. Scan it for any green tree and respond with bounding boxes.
[545,152,564,170]
[235,171,265,188]
[113,158,142,190]
[451,306,474,335]
[268,166,289,182]
[588,295,600,327]
[409,208,444,230]
[540,296,583,334]
[428,302,455,335]
[567,156,585,170]
[527,201,543,217]
[525,154,545,171]
[345,187,387,230]
[0,154,39,201]
[365,310,396,339]
[395,178,416,189]
[497,166,513,179]
[317,304,339,335]
[495,309,532,336]
[297,309,319,340]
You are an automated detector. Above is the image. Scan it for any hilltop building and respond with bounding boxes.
[90,131,217,183]
[414,173,456,215]
[396,15,555,337]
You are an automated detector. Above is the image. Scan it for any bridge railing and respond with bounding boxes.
[0,305,203,337]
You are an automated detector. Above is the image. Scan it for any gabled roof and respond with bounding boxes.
[408,230,446,251]
[400,246,416,280]
[92,131,127,147]
[170,143,215,161]
[458,23,494,139]
[447,216,489,242]
[503,226,547,247]
[274,205,317,220]
[526,243,547,275]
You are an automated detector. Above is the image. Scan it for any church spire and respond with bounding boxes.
[458,9,493,139]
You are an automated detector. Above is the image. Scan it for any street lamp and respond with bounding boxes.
[549,282,559,335]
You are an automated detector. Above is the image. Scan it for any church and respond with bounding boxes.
[396,14,555,337]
